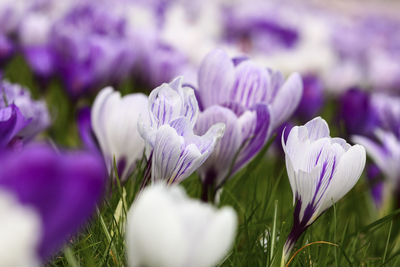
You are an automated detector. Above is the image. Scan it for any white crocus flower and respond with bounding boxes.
[282,117,366,260]
[0,190,41,267]
[92,87,149,180]
[126,184,237,267]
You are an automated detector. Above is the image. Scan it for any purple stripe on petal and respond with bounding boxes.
[233,103,270,174]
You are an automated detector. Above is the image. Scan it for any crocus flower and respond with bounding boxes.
[194,49,302,189]
[145,76,198,130]
[139,77,224,184]
[0,80,50,147]
[143,117,224,184]
[50,3,136,96]
[92,87,149,180]
[353,130,400,189]
[126,184,237,267]
[282,117,366,259]
[0,144,106,263]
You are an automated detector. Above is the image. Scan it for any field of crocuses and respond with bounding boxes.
[1,0,400,266]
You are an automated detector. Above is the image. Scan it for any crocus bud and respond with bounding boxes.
[282,117,366,259]
[92,87,149,180]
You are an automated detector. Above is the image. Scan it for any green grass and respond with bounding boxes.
[4,56,400,267]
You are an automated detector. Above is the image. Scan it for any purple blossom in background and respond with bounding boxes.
[295,74,324,121]
[0,144,106,261]
[194,49,302,189]
[0,103,29,148]
[47,3,135,96]
[370,93,400,137]
[283,117,365,260]
[339,88,378,137]
[223,4,299,54]
[331,15,400,92]
[134,40,191,88]
[0,80,50,148]
[0,34,14,65]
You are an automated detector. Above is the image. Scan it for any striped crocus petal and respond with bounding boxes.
[228,61,269,109]
[282,117,365,259]
[197,49,235,109]
[195,104,270,188]
[353,130,400,186]
[269,72,303,131]
[148,76,199,129]
[195,106,242,187]
[92,87,149,180]
[151,117,224,185]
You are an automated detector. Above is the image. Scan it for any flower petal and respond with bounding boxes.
[270,72,303,130]
[197,49,235,109]
[195,106,242,186]
[316,144,366,215]
[229,61,269,108]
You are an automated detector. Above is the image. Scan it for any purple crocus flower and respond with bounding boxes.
[223,4,299,54]
[339,88,378,137]
[49,3,135,96]
[0,144,106,262]
[194,49,302,189]
[0,104,30,148]
[0,80,50,147]
[282,117,366,260]
[134,40,191,88]
[331,14,400,92]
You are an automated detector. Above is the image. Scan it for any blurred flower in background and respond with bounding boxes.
[0,144,106,264]
[0,79,50,148]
